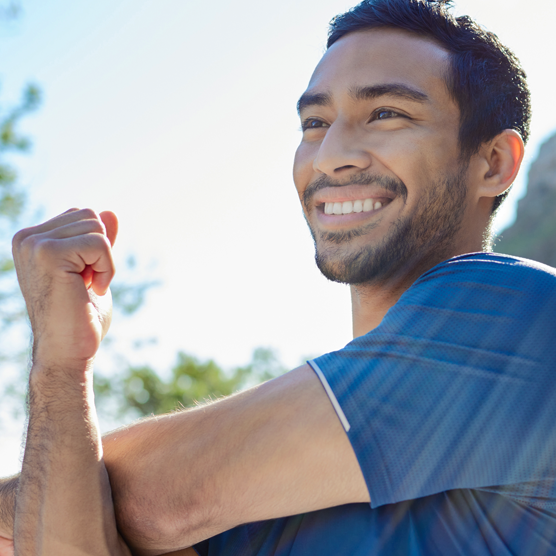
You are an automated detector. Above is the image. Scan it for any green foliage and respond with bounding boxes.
[0,84,41,343]
[0,83,40,220]
[0,83,159,424]
[95,347,286,418]
[0,42,284,427]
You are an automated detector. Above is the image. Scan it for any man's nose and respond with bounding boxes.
[313,121,372,176]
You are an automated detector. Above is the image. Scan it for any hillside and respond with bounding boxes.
[496,133,556,266]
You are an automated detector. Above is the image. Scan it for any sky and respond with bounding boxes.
[1,0,556,475]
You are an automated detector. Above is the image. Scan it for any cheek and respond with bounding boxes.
[369,128,458,189]
[293,142,316,200]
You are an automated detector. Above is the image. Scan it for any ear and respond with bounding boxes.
[474,129,524,201]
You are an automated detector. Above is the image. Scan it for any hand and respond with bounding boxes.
[12,208,118,372]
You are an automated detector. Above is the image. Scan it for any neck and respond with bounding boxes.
[349,248,467,338]
[350,281,406,338]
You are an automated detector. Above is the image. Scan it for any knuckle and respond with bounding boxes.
[88,232,111,249]
[87,219,106,234]
[33,238,55,262]
[12,227,33,250]
[15,232,39,257]
[80,208,99,221]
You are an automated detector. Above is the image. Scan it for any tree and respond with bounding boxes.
[0,83,159,423]
[95,347,286,419]
[0,7,286,425]
[0,84,285,427]
[0,83,40,360]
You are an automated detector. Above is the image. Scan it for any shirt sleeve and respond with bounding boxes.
[309,253,556,509]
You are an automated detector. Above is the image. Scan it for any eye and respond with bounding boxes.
[301,118,329,132]
[371,109,404,122]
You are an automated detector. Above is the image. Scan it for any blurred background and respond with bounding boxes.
[1,0,555,475]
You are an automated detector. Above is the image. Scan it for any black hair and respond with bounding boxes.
[327,0,531,213]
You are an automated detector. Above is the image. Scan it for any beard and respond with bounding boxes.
[303,168,468,285]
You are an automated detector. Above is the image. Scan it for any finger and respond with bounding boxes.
[83,236,116,295]
[99,211,118,247]
[13,208,101,247]
[81,265,94,289]
[42,234,116,295]
[38,219,106,241]
[59,207,81,216]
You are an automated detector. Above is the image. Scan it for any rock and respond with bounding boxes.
[496,133,556,266]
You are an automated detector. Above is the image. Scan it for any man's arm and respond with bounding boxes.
[11,208,131,555]
[1,366,367,554]
[105,363,368,554]
[4,208,368,555]
[0,476,17,538]
[0,476,17,555]
[14,364,131,555]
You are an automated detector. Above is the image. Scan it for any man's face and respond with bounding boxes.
[293,28,469,285]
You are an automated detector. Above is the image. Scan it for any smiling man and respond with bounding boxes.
[2,0,556,555]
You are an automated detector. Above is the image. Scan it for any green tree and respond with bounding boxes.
[0,7,285,424]
[0,83,40,359]
[95,347,286,418]
[0,84,284,427]
[0,83,158,423]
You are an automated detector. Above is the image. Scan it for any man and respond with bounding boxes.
[1,0,556,554]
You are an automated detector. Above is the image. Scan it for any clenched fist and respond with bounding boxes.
[12,208,118,374]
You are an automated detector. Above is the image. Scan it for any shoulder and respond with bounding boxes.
[358,252,556,369]
[392,252,556,318]
[413,252,556,293]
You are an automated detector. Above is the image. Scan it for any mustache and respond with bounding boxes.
[302,173,408,210]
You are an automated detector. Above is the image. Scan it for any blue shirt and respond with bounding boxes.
[194,253,556,555]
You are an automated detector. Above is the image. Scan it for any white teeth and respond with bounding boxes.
[342,201,353,214]
[323,198,386,215]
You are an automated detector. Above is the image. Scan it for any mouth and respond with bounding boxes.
[319,197,393,216]
[306,182,401,231]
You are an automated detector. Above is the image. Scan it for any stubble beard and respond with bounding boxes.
[305,168,468,286]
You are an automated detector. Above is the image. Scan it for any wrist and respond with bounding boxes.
[29,358,94,386]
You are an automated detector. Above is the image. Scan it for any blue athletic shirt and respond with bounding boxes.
[194,253,556,555]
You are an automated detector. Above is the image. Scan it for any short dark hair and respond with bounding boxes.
[327,0,531,213]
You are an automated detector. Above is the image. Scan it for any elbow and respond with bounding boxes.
[111,464,214,551]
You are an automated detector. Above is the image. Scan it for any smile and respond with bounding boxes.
[322,198,391,215]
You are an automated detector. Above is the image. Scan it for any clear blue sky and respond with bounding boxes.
[1,0,555,474]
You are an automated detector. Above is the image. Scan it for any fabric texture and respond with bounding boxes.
[195,253,556,555]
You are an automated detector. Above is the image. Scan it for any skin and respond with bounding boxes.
[0,28,523,556]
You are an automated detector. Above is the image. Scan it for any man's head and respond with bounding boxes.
[294,0,528,286]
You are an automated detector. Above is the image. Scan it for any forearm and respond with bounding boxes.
[14,365,129,556]
[0,475,18,539]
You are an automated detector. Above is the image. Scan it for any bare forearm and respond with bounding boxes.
[0,475,18,539]
[14,366,129,556]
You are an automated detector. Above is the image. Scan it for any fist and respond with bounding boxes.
[12,208,118,372]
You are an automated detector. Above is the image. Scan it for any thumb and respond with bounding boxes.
[99,211,118,247]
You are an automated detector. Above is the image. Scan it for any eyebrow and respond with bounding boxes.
[297,92,332,115]
[296,83,429,115]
